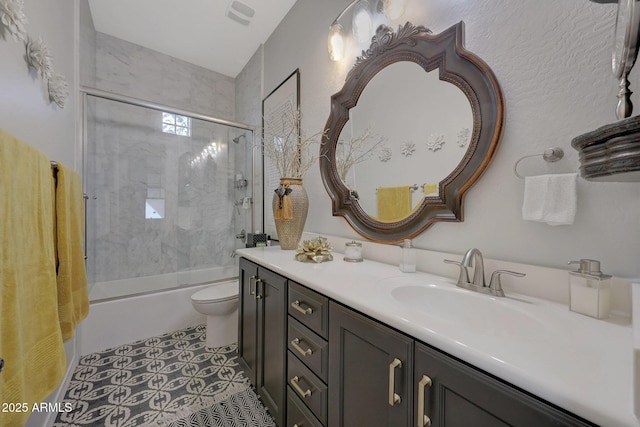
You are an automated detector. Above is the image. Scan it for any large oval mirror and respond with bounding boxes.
[320,21,505,242]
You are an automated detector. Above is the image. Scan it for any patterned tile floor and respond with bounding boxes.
[54,325,275,427]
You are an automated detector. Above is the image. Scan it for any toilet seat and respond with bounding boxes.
[191,282,238,303]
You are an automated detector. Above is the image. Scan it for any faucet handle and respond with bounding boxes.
[488,270,526,297]
[444,259,470,285]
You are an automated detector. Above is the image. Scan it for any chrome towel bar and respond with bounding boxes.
[513,147,564,179]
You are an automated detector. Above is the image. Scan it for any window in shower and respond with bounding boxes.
[162,112,191,136]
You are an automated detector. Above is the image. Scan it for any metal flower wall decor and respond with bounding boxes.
[400,141,416,157]
[426,133,446,151]
[0,0,69,109]
[0,0,27,42]
[26,35,53,78]
[48,72,69,108]
[457,127,471,148]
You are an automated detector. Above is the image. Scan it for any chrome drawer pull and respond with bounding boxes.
[249,275,257,296]
[291,300,313,315]
[290,375,312,398]
[388,358,402,406]
[291,338,313,356]
[417,374,433,426]
[255,278,264,299]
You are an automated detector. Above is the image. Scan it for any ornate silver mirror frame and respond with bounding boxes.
[319,22,505,242]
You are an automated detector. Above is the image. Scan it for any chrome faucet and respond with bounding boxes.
[444,248,525,297]
[462,248,485,287]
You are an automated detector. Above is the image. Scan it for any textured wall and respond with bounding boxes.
[0,3,80,424]
[264,0,640,278]
[0,0,77,167]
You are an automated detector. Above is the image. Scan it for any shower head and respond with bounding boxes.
[232,134,246,144]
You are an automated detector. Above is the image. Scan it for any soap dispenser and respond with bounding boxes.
[568,259,612,319]
[399,239,416,273]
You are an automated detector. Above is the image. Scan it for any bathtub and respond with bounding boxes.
[80,275,239,355]
[88,265,238,301]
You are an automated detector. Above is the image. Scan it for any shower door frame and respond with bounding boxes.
[80,86,257,293]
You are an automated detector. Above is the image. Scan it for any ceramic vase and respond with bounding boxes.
[273,178,308,250]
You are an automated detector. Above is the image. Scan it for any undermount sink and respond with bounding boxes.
[385,276,550,339]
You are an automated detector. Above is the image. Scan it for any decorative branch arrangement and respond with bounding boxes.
[336,125,386,180]
[0,0,68,108]
[261,105,327,179]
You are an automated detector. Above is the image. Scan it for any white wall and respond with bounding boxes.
[0,0,78,168]
[264,0,640,279]
[0,1,80,426]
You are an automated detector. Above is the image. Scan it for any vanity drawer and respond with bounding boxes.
[287,317,329,382]
[287,350,328,425]
[288,282,329,339]
[287,387,324,427]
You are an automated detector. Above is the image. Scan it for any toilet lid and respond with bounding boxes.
[191,281,239,303]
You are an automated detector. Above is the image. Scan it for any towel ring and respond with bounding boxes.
[514,147,564,179]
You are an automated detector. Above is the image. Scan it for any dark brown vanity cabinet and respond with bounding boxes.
[328,302,596,427]
[237,258,287,426]
[238,259,598,427]
[286,282,330,427]
[414,343,596,427]
[328,301,414,427]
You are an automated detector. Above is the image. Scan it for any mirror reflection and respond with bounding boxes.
[320,22,505,242]
[340,62,473,221]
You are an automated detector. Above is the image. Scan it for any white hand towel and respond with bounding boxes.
[522,173,577,225]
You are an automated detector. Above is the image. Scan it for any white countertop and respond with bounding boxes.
[238,246,638,427]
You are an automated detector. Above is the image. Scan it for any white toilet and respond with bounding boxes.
[190,281,239,348]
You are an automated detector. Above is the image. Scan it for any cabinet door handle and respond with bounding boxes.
[417,375,433,426]
[291,338,313,357]
[255,278,264,299]
[290,375,312,398]
[249,275,257,296]
[388,358,402,406]
[291,300,313,315]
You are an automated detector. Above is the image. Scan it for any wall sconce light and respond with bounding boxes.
[328,0,406,62]
[379,0,407,20]
[352,0,374,45]
[328,22,346,61]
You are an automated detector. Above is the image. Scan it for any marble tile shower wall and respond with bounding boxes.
[84,31,241,285]
[86,97,238,283]
[95,32,235,119]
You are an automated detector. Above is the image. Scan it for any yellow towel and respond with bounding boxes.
[423,183,438,195]
[54,163,89,342]
[0,129,66,427]
[377,186,412,221]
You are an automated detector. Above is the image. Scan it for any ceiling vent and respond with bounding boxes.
[226,0,255,26]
